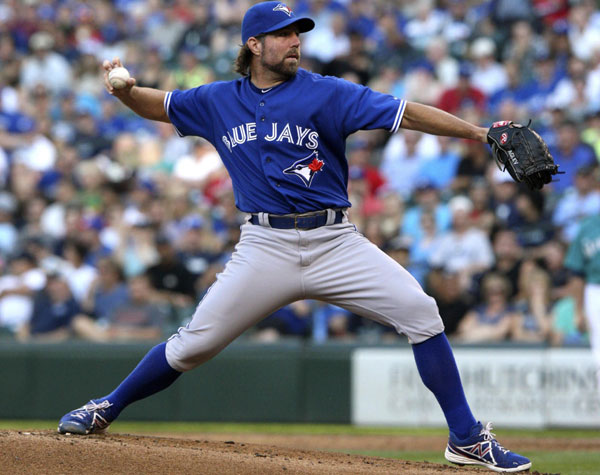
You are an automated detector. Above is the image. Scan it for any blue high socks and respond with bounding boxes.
[412,333,476,439]
[100,342,181,419]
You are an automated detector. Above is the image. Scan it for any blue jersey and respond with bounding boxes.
[164,68,406,214]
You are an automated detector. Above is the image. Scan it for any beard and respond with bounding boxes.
[261,51,300,79]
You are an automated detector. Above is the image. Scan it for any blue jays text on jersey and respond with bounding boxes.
[164,68,406,214]
[221,121,320,152]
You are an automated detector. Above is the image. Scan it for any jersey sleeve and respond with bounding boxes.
[564,230,586,274]
[333,78,406,137]
[164,86,212,139]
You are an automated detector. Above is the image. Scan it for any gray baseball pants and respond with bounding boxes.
[165,217,444,372]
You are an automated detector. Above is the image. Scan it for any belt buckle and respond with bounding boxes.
[294,215,299,230]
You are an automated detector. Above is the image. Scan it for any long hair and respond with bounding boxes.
[233,36,264,77]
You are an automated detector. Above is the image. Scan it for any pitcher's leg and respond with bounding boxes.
[166,226,304,371]
[58,342,181,434]
[304,227,443,343]
[305,228,473,435]
[59,224,303,434]
[305,226,530,471]
[412,333,475,438]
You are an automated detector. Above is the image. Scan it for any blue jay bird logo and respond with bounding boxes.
[283,151,325,187]
[273,4,293,16]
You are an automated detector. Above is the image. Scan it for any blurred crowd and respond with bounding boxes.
[0,0,598,346]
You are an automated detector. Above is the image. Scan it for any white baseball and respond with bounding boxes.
[108,67,130,89]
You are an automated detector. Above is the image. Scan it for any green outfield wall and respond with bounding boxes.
[0,340,356,423]
[2,341,595,427]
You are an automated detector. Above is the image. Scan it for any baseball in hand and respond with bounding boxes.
[108,67,130,89]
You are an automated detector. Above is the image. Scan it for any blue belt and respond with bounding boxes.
[249,210,344,230]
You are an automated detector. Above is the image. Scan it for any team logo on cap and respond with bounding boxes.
[283,151,324,187]
[273,3,293,16]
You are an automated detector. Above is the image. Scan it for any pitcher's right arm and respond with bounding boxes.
[103,58,170,123]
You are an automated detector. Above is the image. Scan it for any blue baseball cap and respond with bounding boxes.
[241,2,315,44]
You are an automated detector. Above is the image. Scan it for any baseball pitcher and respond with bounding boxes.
[58,3,555,472]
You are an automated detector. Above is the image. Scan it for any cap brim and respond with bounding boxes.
[261,17,315,37]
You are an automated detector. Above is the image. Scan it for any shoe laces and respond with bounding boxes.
[81,400,112,413]
[480,422,509,454]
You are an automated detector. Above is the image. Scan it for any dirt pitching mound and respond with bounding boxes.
[1,430,560,474]
[1,430,468,474]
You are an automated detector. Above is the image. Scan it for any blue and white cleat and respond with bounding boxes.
[57,399,114,435]
[445,422,531,473]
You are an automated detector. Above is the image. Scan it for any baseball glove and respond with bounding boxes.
[487,121,559,191]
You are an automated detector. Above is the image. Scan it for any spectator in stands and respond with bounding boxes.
[147,234,197,310]
[455,273,517,343]
[553,166,600,242]
[489,168,521,229]
[20,31,73,94]
[429,195,494,291]
[73,273,167,342]
[548,57,595,122]
[78,215,112,267]
[403,0,446,51]
[513,191,555,254]
[437,62,486,115]
[470,37,508,97]
[567,1,600,62]
[452,141,490,193]
[473,228,526,304]
[549,121,597,194]
[114,216,159,278]
[381,130,435,199]
[432,271,471,338]
[384,234,423,286]
[377,191,405,244]
[372,14,419,71]
[439,0,472,58]
[312,303,358,342]
[253,301,312,342]
[174,4,215,64]
[303,11,350,64]
[539,240,571,303]
[417,136,461,191]
[511,267,553,343]
[490,0,535,30]
[346,136,387,199]
[0,146,7,188]
[0,252,46,336]
[348,167,381,227]
[581,111,600,158]
[61,239,97,304]
[39,178,78,242]
[19,194,48,243]
[177,214,221,275]
[487,61,529,114]
[502,21,546,84]
[172,138,224,190]
[18,273,83,342]
[0,192,18,257]
[167,47,215,91]
[81,257,129,321]
[402,182,451,244]
[425,37,459,88]
[403,61,443,105]
[70,108,112,160]
[467,178,495,233]
[322,29,372,85]
[407,210,441,287]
